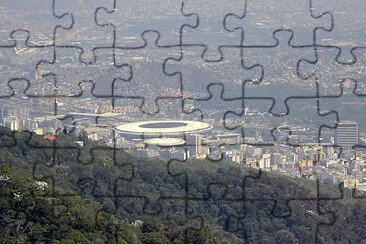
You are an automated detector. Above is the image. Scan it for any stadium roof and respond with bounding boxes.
[115,120,212,136]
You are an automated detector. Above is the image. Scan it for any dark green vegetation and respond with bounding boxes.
[0,165,223,244]
[0,126,365,243]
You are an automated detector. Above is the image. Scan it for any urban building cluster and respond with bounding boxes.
[1,95,365,193]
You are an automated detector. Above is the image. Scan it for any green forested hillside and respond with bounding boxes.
[0,126,365,243]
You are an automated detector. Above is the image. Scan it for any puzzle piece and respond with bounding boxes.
[54,81,113,116]
[226,176,335,243]
[224,91,280,146]
[0,30,53,97]
[284,97,338,146]
[225,85,337,146]
[113,158,186,217]
[287,199,335,243]
[0,166,72,240]
[223,170,282,243]
[318,78,365,149]
[180,83,244,135]
[312,0,366,63]
[0,79,57,147]
[167,159,264,242]
[54,0,114,63]
[36,47,131,96]
[113,31,182,115]
[29,115,81,196]
[185,184,246,239]
[316,182,366,242]
[243,169,321,217]
[225,0,332,46]
[225,201,290,243]
[241,30,318,116]
[96,0,196,47]
[181,0,244,61]
[298,46,366,96]
[0,0,72,46]
[75,141,134,198]
[165,46,260,101]
[167,153,253,201]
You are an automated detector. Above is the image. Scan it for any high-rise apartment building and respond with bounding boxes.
[335,121,358,147]
[3,116,19,131]
[187,134,203,159]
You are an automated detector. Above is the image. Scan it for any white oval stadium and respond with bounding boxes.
[115,120,212,137]
[144,138,186,147]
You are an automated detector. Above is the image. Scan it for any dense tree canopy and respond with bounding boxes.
[0,126,365,243]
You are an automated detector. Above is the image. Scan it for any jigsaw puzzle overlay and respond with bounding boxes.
[0,0,365,243]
